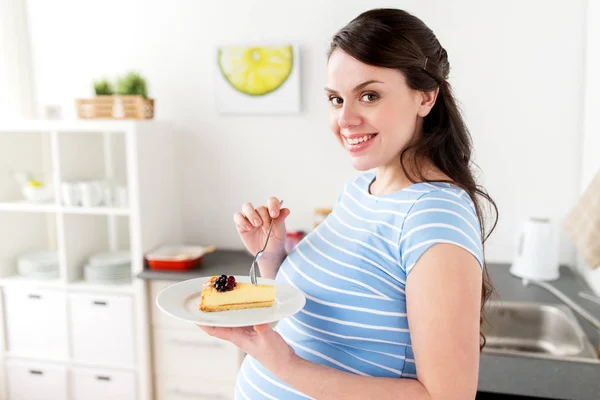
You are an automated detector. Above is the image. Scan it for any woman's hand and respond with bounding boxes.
[197,324,295,373]
[234,197,290,278]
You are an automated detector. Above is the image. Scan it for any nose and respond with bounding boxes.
[338,103,362,130]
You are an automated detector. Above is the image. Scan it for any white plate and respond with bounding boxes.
[88,250,130,266]
[156,276,306,327]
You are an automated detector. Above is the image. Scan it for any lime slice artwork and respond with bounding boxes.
[218,45,294,96]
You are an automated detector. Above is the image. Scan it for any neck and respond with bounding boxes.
[370,154,444,196]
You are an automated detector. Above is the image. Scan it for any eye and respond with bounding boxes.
[328,96,343,106]
[360,92,379,103]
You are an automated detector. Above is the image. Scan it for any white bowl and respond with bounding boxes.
[22,185,54,203]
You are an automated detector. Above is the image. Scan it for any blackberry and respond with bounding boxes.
[214,275,235,292]
[226,275,236,291]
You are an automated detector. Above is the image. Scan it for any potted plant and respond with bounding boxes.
[76,72,154,119]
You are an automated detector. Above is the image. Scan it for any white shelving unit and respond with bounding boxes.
[0,120,182,400]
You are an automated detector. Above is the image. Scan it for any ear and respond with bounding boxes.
[417,88,439,117]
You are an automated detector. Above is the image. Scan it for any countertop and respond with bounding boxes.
[138,251,600,399]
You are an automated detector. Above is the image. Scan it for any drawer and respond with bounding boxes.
[150,280,198,330]
[71,366,136,400]
[155,375,233,400]
[153,328,241,383]
[3,287,68,359]
[69,292,135,368]
[5,359,67,400]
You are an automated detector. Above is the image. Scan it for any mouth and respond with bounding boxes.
[342,133,378,152]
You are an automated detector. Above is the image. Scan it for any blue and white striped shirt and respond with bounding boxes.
[235,171,483,399]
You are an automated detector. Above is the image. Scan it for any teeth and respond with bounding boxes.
[347,134,374,145]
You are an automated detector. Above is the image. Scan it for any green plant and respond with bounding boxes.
[93,78,114,95]
[116,71,148,98]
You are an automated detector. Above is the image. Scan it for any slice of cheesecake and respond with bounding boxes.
[199,275,275,312]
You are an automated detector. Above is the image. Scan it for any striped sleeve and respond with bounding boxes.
[399,189,484,275]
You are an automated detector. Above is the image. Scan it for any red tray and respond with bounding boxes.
[146,245,216,271]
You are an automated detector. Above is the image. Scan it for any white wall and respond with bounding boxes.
[24,0,587,265]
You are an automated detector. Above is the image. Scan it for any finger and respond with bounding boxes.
[234,212,253,232]
[254,323,270,333]
[268,197,281,218]
[276,208,291,222]
[256,206,271,229]
[242,202,262,227]
[197,325,232,341]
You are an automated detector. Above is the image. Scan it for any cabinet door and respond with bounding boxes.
[3,287,68,359]
[71,366,136,400]
[5,359,67,400]
[69,292,135,368]
[155,375,233,400]
[153,328,241,383]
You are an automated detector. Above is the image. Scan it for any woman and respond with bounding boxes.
[200,8,497,400]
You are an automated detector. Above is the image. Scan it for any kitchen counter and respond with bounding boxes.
[137,249,254,281]
[138,252,600,399]
[479,263,600,400]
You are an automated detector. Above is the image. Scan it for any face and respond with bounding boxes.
[326,49,437,171]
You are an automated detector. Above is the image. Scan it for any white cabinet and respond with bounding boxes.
[149,280,243,397]
[155,376,233,400]
[71,366,136,400]
[0,121,183,400]
[5,359,67,400]
[69,292,135,368]
[153,328,240,382]
[3,287,68,360]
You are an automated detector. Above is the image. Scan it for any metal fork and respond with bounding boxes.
[250,199,283,285]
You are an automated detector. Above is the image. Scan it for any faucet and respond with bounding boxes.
[522,279,600,330]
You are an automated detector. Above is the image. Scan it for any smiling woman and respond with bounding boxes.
[199,8,498,400]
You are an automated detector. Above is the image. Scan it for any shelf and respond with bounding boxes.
[0,201,57,213]
[0,202,129,216]
[61,206,130,216]
[0,276,134,295]
[0,120,140,134]
[0,275,64,289]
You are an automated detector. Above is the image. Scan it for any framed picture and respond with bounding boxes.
[215,43,301,114]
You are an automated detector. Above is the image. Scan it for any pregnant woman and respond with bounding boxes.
[199,8,498,400]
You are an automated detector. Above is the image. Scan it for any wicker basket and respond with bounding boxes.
[76,95,154,119]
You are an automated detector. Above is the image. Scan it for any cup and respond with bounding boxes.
[79,181,104,207]
[61,182,81,206]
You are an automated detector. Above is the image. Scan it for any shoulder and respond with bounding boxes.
[399,184,483,273]
[405,184,478,222]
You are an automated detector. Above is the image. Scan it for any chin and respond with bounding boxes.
[349,157,378,171]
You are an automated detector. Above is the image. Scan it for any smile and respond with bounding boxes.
[344,133,377,145]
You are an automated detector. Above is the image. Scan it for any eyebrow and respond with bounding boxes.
[324,80,384,94]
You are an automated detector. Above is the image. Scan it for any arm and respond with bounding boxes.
[201,244,482,400]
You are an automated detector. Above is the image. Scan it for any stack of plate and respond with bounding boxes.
[17,251,59,279]
[84,250,131,284]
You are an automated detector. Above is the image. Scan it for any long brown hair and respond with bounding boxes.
[328,8,498,350]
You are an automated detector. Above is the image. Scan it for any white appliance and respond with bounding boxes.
[510,217,560,281]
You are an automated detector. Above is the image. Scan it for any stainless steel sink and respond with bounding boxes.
[482,301,599,364]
